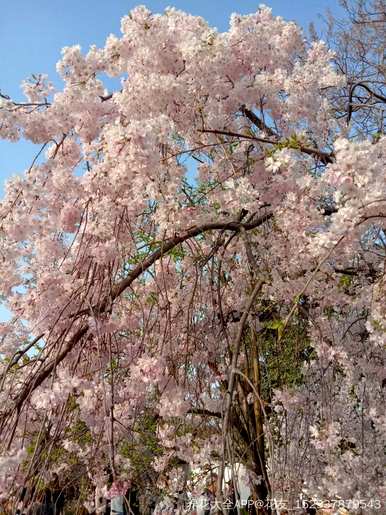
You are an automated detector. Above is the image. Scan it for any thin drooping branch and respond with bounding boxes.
[0,333,44,390]
[111,214,273,300]
[2,214,273,429]
[217,278,266,506]
[8,326,89,417]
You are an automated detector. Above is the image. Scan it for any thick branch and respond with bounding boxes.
[4,214,273,425]
[240,105,277,138]
[217,279,266,504]
[111,214,273,300]
[347,82,386,124]
[199,128,334,164]
[10,326,88,416]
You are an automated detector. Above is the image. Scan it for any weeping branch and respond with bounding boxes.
[1,213,273,433]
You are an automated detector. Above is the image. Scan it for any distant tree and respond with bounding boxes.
[317,0,386,135]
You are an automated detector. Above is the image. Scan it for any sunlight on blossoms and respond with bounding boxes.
[0,1,385,514]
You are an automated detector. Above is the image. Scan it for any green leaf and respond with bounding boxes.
[263,319,284,331]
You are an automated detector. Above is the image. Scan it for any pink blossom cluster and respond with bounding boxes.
[0,4,384,510]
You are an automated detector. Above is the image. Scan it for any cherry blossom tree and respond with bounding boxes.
[0,4,385,514]
[317,0,386,135]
